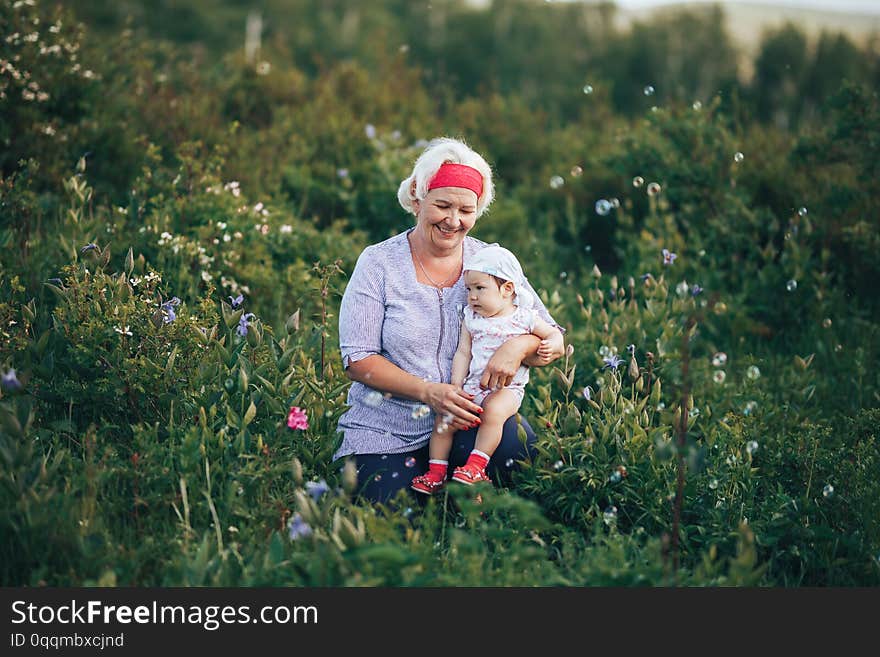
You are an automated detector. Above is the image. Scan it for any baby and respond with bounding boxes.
[411,245,564,493]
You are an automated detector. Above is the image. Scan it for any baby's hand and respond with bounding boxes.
[536,340,554,364]
[536,331,565,364]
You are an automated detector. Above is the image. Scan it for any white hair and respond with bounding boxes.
[397,137,495,217]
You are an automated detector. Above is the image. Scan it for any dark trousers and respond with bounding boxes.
[341,414,537,504]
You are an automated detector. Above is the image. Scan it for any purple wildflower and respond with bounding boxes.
[79,243,98,255]
[582,386,592,401]
[691,284,703,296]
[288,513,313,541]
[602,354,625,370]
[640,273,653,281]
[237,312,255,337]
[229,294,244,308]
[305,479,330,501]
[662,249,677,266]
[336,168,349,179]
[160,297,181,324]
[1,369,22,391]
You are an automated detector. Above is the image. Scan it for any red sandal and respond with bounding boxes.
[411,472,446,495]
[451,463,490,485]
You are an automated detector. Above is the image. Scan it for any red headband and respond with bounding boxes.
[427,163,483,198]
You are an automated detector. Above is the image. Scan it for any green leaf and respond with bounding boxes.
[165,346,178,379]
[254,375,276,395]
[243,400,257,426]
[268,532,285,565]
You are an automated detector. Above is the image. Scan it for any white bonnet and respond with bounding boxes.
[463,245,534,309]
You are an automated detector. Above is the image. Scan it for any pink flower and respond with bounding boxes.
[287,406,309,430]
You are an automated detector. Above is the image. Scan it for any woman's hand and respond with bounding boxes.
[480,336,536,391]
[422,382,482,431]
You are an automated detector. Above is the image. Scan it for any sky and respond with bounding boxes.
[606,0,880,14]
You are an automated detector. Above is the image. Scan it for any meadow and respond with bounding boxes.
[1,0,878,586]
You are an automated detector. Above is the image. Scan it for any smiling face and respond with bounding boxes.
[464,270,516,318]
[412,187,478,254]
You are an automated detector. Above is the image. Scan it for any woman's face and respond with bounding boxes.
[412,187,478,252]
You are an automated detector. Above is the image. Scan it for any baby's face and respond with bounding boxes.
[464,270,515,318]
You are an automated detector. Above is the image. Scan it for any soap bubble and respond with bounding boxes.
[709,478,719,490]
[644,85,655,96]
[713,370,726,384]
[632,176,644,188]
[746,440,759,455]
[786,279,797,292]
[570,165,583,177]
[603,506,618,524]
[743,400,758,415]
[798,207,808,217]
[734,152,744,163]
[610,197,620,208]
[404,456,417,468]
[553,460,564,471]
[549,175,564,189]
[595,199,612,215]
[746,365,761,381]
[822,483,834,498]
[822,318,832,328]
[646,182,661,196]
[712,352,728,367]
[505,458,515,468]
[411,405,432,419]
[364,390,384,407]
[582,84,593,95]
[692,100,702,110]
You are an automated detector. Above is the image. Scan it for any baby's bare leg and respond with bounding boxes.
[428,412,455,461]
[474,389,522,458]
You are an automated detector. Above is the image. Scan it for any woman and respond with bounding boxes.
[334,137,565,503]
